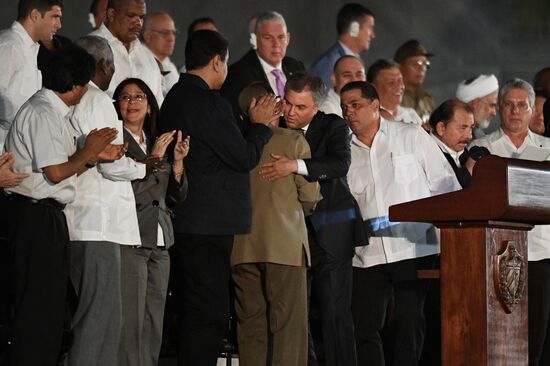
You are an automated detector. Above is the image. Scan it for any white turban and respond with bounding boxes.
[456,74,499,103]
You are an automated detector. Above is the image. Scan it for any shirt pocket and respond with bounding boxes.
[392,153,418,185]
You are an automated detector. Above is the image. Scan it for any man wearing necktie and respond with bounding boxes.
[260,73,366,366]
[221,11,305,120]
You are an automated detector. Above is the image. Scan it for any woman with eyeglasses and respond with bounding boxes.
[113,78,189,366]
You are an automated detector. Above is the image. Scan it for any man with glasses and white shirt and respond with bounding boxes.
[470,78,550,365]
[142,11,180,96]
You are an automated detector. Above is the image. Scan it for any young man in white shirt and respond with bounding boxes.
[470,78,550,365]
[340,81,460,366]
[90,0,164,105]
[0,0,62,148]
[4,43,124,366]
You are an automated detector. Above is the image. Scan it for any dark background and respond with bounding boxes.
[2,0,550,105]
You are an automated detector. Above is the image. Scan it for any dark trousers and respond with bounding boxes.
[352,255,436,366]
[308,235,356,366]
[5,198,69,366]
[173,233,233,366]
[529,259,550,366]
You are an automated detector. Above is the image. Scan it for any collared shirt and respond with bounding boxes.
[64,82,145,244]
[5,88,77,204]
[0,21,42,148]
[90,24,164,106]
[256,53,285,97]
[161,57,179,96]
[431,132,464,167]
[320,88,342,117]
[470,128,550,261]
[338,40,358,57]
[347,119,460,268]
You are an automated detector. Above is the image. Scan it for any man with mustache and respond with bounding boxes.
[91,0,164,105]
[456,74,499,139]
[0,0,63,149]
[341,81,459,366]
[429,99,479,188]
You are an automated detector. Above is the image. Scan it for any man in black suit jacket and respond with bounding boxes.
[157,30,276,366]
[260,74,365,366]
[221,11,305,119]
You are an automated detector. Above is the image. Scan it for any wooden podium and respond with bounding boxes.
[389,156,550,365]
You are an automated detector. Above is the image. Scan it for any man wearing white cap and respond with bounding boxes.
[456,74,499,139]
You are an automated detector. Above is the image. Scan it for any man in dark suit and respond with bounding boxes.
[157,30,276,366]
[221,11,305,119]
[260,73,365,366]
[310,3,375,90]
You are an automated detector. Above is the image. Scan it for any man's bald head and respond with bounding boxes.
[142,11,176,60]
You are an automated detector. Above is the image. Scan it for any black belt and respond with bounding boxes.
[4,192,66,210]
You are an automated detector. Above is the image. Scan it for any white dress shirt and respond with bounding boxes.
[90,24,164,106]
[64,82,146,245]
[5,88,77,204]
[470,128,550,261]
[257,53,285,97]
[320,88,342,117]
[161,57,179,96]
[347,119,461,268]
[0,21,42,148]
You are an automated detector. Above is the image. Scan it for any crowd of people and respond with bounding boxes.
[1,1,550,366]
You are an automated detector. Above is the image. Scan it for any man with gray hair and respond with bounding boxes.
[456,74,499,138]
[259,73,365,366]
[90,0,164,105]
[221,11,305,119]
[65,35,146,366]
[470,78,550,365]
[142,11,180,96]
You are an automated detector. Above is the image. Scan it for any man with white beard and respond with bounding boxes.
[456,74,499,139]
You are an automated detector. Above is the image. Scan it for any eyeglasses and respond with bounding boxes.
[502,101,530,112]
[150,29,180,38]
[118,94,147,103]
[408,59,431,69]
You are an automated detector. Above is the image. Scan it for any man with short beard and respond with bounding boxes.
[456,74,499,138]
[91,0,164,105]
[0,0,62,149]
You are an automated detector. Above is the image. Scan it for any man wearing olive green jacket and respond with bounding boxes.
[232,124,321,366]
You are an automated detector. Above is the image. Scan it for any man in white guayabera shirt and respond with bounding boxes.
[0,0,62,148]
[340,81,460,366]
[90,0,164,105]
[64,35,146,366]
[469,78,550,365]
